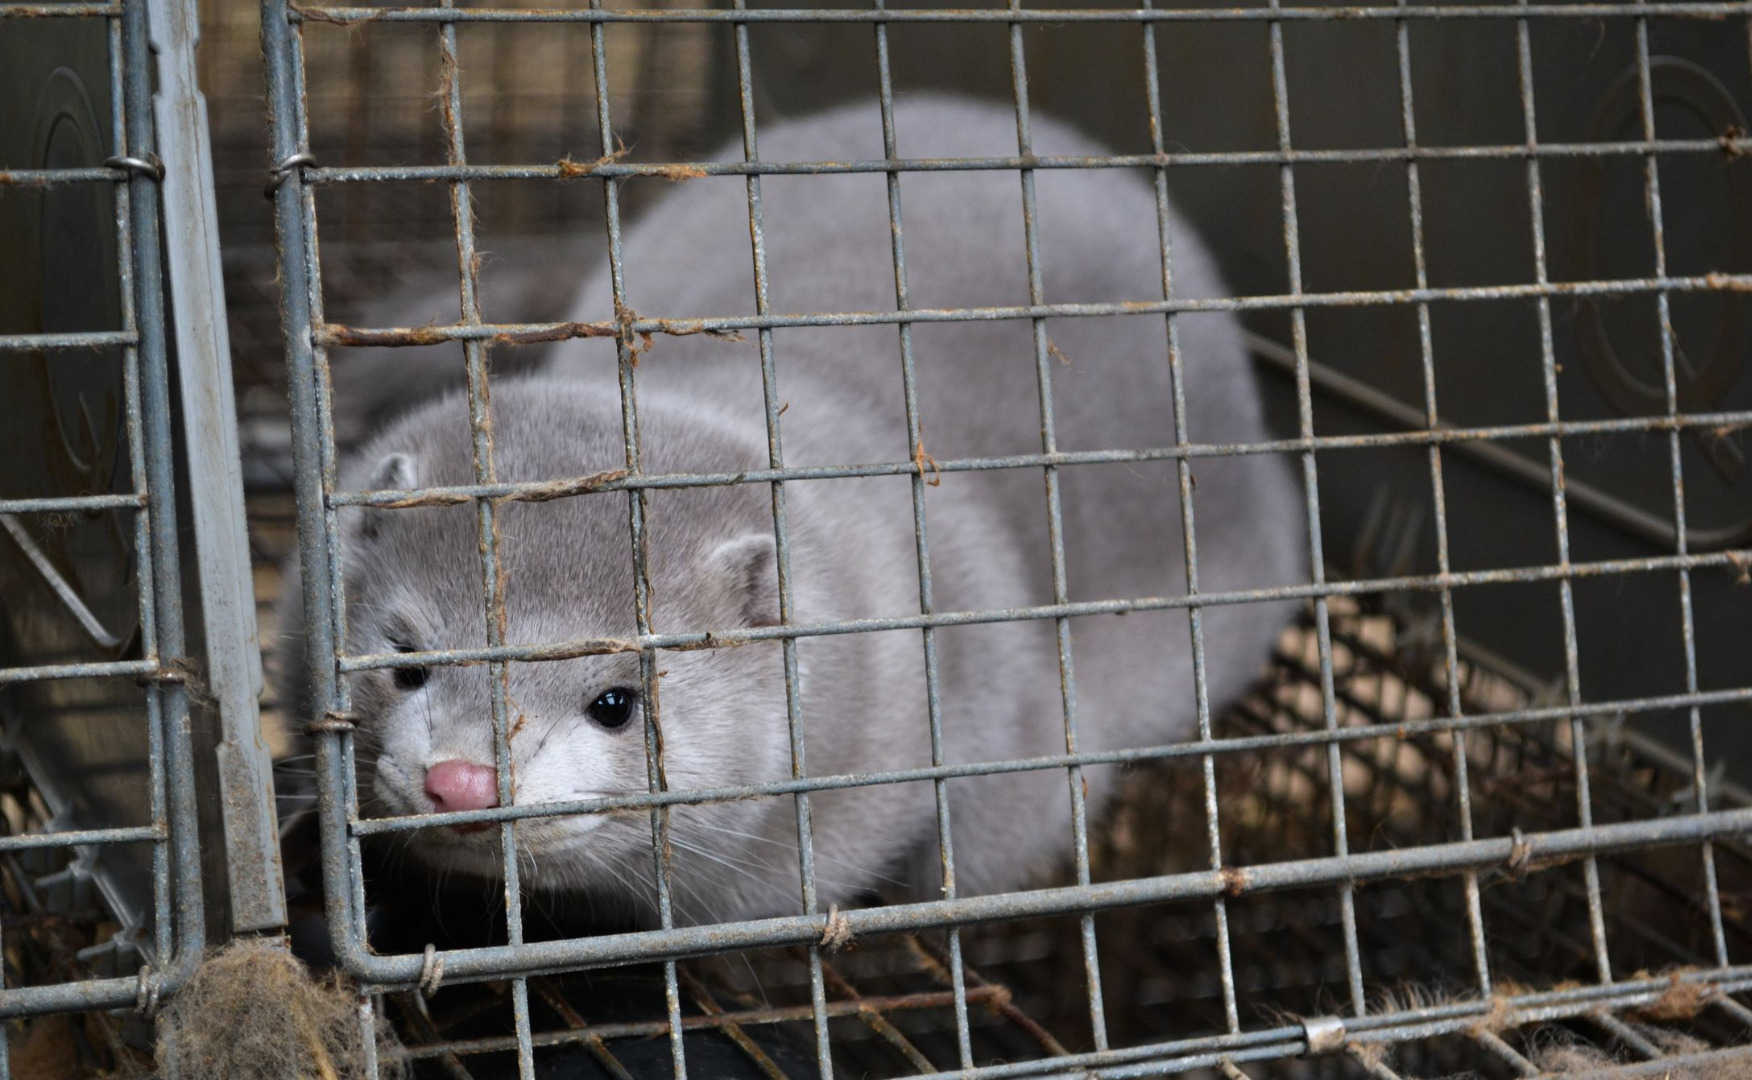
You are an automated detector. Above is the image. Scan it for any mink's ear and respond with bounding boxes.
[703,532,779,628]
[369,452,418,492]
[360,452,418,541]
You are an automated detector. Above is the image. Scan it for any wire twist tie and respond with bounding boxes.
[419,943,445,998]
[135,964,161,1017]
[1506,827,1533,878]
[139,658,195,686]
[104,154,164,181]
[264,151,318,198]
[819,904,852,952]
[304,710,357,736]
[1300,1015,1346,1056]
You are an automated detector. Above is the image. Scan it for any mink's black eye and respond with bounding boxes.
[390,642,428,692]
[587,687,638,731]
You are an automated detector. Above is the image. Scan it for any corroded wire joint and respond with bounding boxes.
[104,153,164,181]
[263,151,317,199]
[303,710,358,736]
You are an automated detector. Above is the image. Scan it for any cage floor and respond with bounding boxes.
[334,590,1752,1079]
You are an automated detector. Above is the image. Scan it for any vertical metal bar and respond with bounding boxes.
[110,0,173,973]
[124,0,205,987]
[1631,16,1729,968]
[585,7,686,1078]
[1513,0,1612,984]
[281,0,370,956]
[148,0,288,936]
[357,993,383,1080]
[433,11,536,1076]
[1265,0,1365,1017]
[1394,0,1492,998]
[870,2,974,1065]
[1006,0,1108,1050]
[1140,0,1240,1036]
[727,5,834,1074]
[260,0,364,990]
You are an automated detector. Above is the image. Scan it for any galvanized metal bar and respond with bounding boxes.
[0,166,125,184]
[321,397,1752,558]
[1514,0,1612,984]
[0,658,164,684]
[333,545,1752,673]
[1266,0,1365,1014]
[0,494,147,514]
[313,865,1752,1012]
[123,0,204,1007]
[295,136,1752,184]
[727,6,834,1073]
[147,0,286,936]
[0,826,164,852]
[1587,1009,1662,1059]
[293,0,374,965]
[1394,0,1492,1000]
[871,0,974,1064]
[1632,15,1731,971]
[1007,0,1108,1049]
[1471,1029,1539,1076]
[1347,1047,1408,1080]
[0,3,119,16]
[1140,0,1240,1035]
[283,3,1752,24]
[584,6,686,1076]
[304,269,1752,336]
[107,0,173,977]
[0,330,138,351]
[428,9,536,1074]
[258,0,365,989]
[318,402,1752,499]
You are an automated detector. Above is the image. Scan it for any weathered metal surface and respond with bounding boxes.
[147,0,286,936]
[0,0,208,1021]
[257,0,1752,1075]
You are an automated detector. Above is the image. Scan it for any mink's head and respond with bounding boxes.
[334,377,798,919]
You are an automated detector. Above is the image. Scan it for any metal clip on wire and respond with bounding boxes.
[304,710,357,736]
[1300,1015,1346,1056]
[104,154,165,182]
[264,151,317,199]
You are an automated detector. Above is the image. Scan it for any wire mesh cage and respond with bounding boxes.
[4,0,1752,1075]
[0,0,211,1032]
[0,0,278,1069]
[249,0,1752,1077]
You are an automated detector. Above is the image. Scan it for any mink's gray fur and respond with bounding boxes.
[287,95,1305,926]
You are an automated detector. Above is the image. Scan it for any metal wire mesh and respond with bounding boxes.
[255,1,1752,1077]
[0,0,208,1044]
[254,601,1752,1077]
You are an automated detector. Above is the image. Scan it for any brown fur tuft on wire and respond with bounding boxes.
[155,939,406,1080]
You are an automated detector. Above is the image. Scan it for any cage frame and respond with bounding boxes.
[0,0,213,1027]
[258,2,1752,1077]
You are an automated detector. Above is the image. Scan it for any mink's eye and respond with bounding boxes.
[390,642,428,692]
[586,687,638,731]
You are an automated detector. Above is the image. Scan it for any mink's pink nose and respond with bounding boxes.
[424,759,499,817]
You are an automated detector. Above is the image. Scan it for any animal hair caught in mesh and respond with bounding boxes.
[155,939,406,1080]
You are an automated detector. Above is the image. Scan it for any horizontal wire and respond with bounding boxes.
[286,2,1752,24]
[340,807,1752,984]
[305,136,1752,184]
[339,546,1749,673]
[310,271,1752,347]
[326,407,1752,507]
